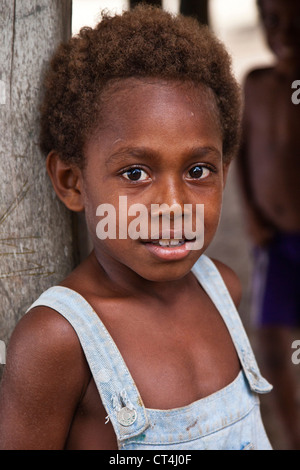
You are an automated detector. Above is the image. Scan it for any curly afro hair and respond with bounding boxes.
[40,5,241,168]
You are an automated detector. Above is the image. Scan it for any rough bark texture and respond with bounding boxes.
[0,0,74,364]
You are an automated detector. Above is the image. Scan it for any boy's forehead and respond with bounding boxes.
[98,77,220,123]
[86,77,223,155]
[102,77,210,101]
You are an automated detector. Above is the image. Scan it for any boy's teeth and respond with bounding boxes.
[157,239,184,247]
[170,239,181,246]
[158,239,170,246]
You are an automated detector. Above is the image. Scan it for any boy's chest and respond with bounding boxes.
[250,81,300,154]
[68,288,241,449]
[89,289,241,410]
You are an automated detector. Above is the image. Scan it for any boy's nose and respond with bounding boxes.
[152,176,188,218]
[157,177,183,204]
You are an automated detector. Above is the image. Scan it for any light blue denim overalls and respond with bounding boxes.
[27,254,273,450]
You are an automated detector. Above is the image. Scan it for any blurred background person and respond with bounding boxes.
[237,0,300,450]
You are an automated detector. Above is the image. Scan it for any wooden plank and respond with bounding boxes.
[0,0,74,355]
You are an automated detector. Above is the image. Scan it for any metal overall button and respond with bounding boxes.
[117,406,137,426]
[112,389,138,427]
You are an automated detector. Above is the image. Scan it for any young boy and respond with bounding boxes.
[0,6,272,450]
[237,0,300,449]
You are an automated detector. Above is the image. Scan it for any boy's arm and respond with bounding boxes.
[236,71,275,247]
[0,307,89,450]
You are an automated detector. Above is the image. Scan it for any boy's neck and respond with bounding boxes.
[90,249,194,304]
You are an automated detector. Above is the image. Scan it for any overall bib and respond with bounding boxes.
[27,254,272,450]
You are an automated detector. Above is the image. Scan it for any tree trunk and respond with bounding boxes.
[0,0,74,366]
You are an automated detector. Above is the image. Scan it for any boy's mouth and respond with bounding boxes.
[142,237,197,261]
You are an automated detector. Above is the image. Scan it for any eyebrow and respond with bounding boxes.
[105,145,222,166]
[105,147,158,166]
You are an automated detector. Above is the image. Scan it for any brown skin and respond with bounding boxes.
[237,0,300,449]
[0,79,241,450]
[238,0,300,245]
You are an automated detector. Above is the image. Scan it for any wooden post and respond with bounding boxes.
[129,0,162,8]
[130,0,162,8]
[0,0,74,366]
[180,0,209,25]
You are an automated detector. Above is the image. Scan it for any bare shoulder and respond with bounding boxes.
[7,304,87,373]
[245,66,275,83]
[0,305,89,449]
[210,259,242,308]
[244,66,275,94]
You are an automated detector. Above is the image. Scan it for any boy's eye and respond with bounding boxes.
[122,168,149,181]
[187,165,210,180]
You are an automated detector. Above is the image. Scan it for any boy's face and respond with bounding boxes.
[81,79,226,282]
[259,0,300,62]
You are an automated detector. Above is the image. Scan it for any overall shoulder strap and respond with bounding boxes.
[192,255,272,394]
[26,286,149,443]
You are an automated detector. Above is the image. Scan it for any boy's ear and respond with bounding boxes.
[46,151,84,212]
